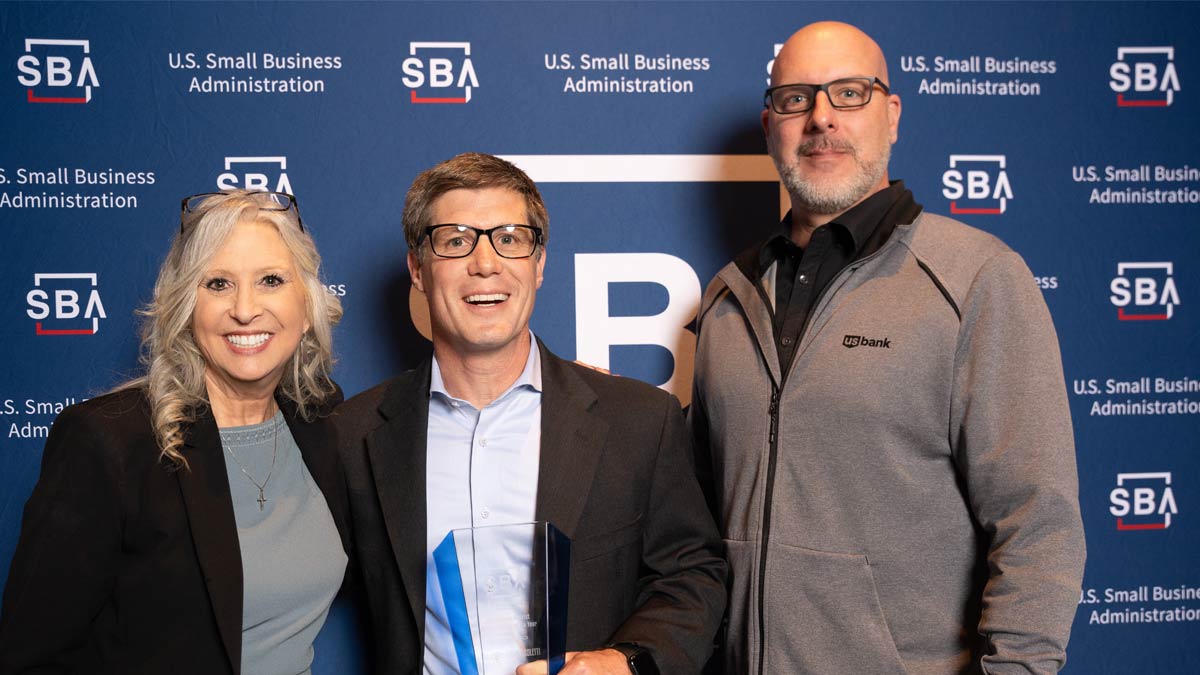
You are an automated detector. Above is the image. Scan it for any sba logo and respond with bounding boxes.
[16,38,99,104]
[1110,46,1180,107]
[402,42,478,104]
[1110,472,1177,530]
[217,156,293,194]
[1110,262,1180,321]
[942,155,1012,215]
[26,273,107,335]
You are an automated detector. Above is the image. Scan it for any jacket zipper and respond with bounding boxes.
[757,382,781,675]
[750,245,893,675]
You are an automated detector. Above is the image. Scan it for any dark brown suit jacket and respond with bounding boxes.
[336,341,726,674]
[0,386,349,675]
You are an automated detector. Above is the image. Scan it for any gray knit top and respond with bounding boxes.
[219,411,347,675]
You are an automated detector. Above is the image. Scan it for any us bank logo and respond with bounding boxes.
[941,155,1012,215]
[842,334,891,349]
[1110,472,1177,530]
[216,156,293,194]
[1110,262,1180,321]
[16,38,99,104]
[402,42,478,104]
[25,273,107,335]
[1109,46,1180,107]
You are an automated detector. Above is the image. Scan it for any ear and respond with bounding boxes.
[407,250,426,294]
[300,282,313,334]
[761,107,779,158]
[887,93,902,143]
[534,247,547,289]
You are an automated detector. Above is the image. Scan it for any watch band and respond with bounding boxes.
[608,642,660,675]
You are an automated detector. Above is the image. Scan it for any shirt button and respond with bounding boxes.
[451,401,460,408]
[479,438,488,447]
[781,337,793,346]
[481,508,491,519]
[797,274,810,284]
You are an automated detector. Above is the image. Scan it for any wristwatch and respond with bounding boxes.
[608,643,660,675]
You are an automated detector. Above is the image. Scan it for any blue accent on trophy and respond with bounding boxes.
[435,522,571,674]
[433,533,482,675]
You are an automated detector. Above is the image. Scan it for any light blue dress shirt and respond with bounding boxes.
[424,336,543,675]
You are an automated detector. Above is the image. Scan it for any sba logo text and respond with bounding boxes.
[942,155,1012,215]
[1110,262,1180,321]
[1110,472,1177,530]
[26,273,107,335]
[17,38,99,103]
[1109,46,1180,107]
[217,156,292,194]
[402,42,478,104]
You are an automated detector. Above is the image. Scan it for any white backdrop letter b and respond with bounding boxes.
[574,253,700,406]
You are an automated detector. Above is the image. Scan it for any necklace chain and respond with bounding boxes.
[221,411,278,511]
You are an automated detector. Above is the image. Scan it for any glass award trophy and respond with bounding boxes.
[433,521,571,675]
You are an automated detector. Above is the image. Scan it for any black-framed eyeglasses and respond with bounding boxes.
[420,224,543,259]
[180,191,303,232]
[764,77,890,115]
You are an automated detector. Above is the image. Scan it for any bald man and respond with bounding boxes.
[689,22,1086,675]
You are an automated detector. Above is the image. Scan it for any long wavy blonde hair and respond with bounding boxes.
[127,191,342,470]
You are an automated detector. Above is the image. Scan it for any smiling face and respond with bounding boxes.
[192,218,311,403]
[763,22,901,218]
[408,187,546,362]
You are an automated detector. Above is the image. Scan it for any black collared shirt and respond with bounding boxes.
[759,181,922,372]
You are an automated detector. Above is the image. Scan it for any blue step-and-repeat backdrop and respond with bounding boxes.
[1,2,1197,673]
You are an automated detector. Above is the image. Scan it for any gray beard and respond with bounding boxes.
[777,142,890,216]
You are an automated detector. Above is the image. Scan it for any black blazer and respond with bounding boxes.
[0,386,350,675]
[336,341,726,675]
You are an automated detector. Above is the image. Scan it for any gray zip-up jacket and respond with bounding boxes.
[690,211,1086,675]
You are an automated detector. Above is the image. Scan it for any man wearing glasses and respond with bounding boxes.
[338,153,725,675]
[689,22,1085,675]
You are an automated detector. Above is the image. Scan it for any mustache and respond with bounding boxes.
[796,138,857,157]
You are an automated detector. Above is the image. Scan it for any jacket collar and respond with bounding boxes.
[177,403,243,674]
[368,359,433,639]
[533,338,609,540]
[720,250,783,386]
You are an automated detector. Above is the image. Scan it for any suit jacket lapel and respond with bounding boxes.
[368,360,432,637]
[535,342,610,540]
[177,409,243,673]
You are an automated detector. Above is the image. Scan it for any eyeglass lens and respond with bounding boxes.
[770,78,875,114]
[430,225,538,258]
[183,191,293,214]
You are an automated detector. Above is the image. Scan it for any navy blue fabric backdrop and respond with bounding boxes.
[2,2,1198,672]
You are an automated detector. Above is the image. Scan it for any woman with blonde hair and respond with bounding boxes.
[0,190,349,675]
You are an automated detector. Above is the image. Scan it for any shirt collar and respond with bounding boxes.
[760,180,909,269]
[834,180,906,252]
[430,330,543,406]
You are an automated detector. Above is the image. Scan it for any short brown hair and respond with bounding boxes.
[401,152,549,253]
